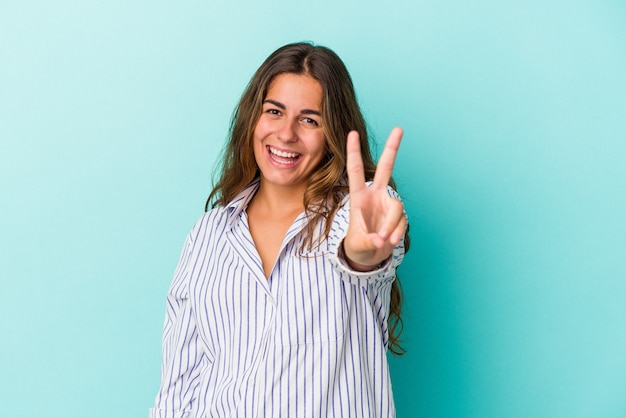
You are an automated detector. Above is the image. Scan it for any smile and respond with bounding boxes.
[268,146,301,165]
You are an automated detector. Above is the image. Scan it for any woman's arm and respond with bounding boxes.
[150,235,206,418]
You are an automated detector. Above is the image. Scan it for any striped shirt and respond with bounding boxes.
[150,179,405,418]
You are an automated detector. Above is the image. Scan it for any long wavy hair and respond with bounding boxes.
[206,42,409,355]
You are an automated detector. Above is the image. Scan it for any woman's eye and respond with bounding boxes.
[267,108,280,115]
[302,117,319,126]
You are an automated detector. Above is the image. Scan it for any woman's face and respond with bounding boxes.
[253,73,326,194]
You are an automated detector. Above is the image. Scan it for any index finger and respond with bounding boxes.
[372,127,403,188]
[346,130,366,193]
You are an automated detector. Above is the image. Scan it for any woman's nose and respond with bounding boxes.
[276,119,297,142]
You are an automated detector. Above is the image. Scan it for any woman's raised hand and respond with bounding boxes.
[343,127,407,271]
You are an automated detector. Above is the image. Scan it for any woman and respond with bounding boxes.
[150,42,409,418]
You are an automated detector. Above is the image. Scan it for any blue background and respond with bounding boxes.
[1,1,625,417]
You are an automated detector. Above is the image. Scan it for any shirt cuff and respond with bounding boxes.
[149,408,192,418]
[331,238,398,288]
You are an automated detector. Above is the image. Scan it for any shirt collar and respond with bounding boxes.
[225,178,261,227]
[224,177,347,228]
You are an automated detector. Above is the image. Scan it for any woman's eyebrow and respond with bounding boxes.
[263,99,321,116]
[301,108,321,116]
[263,99,286,109]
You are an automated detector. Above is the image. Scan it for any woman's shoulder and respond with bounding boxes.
[186,180,260,243]
[185,206,231,244]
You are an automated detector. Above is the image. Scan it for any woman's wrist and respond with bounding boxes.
[341,241,385,272]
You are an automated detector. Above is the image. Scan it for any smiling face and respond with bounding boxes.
[253,73,326,195]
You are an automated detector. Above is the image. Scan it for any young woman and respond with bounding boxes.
[150,42,409,418]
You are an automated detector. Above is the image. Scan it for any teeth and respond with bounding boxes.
[270,146,299,158]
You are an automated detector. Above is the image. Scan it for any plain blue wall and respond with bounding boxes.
[1,1,625,417]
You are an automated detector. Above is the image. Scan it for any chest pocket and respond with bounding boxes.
[275,250,349,345]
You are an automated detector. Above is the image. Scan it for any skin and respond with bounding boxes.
[252,73,326,200]
[248,73,326,277]
[343,127,407,271]
[247,72,406,276]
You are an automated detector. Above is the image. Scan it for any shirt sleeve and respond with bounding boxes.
[327,185,406,288]
[150,227,207,418]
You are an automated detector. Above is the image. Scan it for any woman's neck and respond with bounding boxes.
[249,181,306,218]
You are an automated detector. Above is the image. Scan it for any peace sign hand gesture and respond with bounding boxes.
[342,127,407,272]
